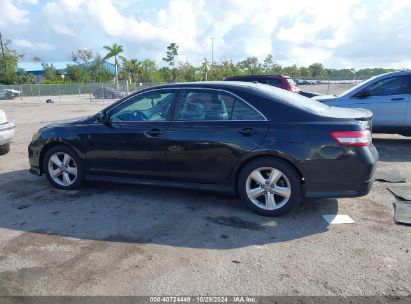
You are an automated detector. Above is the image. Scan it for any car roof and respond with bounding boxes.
[138,81,264,92]
[226,75,289,79]
[372,70,411,79]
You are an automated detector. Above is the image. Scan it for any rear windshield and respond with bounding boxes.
[253,83,329,114]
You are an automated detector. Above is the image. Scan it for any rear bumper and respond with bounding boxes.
[304,144,378,199]
[305,178,375,199]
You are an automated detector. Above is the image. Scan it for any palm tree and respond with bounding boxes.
[201,58,210,81]
[103,43,124,88]
[122,58,142,83]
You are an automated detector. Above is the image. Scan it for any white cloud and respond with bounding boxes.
[0,0,30,25]
[16,0,38,4]
[3,0,411,69]
[53,24,76,36]
[13,38,54,51]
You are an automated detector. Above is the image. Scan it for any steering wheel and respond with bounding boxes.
[131,110,148,121]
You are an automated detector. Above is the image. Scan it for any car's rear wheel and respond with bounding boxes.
[238,157,302,216]
[43,145,84,190]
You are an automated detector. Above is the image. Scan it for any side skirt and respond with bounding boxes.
[85,174,236,195]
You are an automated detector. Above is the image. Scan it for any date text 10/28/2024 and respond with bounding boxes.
[149,296,256,303]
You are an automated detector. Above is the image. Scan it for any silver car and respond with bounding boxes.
[0,109,15,155]
[313,71,411,136]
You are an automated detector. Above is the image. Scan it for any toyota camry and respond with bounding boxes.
[28,82,378,216]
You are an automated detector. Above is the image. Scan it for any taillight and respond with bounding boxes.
[331,130,372,146]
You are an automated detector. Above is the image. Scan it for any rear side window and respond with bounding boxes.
[264,78,282,86]
[255,84,329,114]
[232,101,265,120]
[175,89,265,121]
[366,76,410,96]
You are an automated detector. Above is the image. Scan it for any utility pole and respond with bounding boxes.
[211,37,214,66]
[0,31,5,59]
[0,31,7,83]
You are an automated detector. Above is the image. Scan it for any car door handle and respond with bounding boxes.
[391,98,404,101]
[144,128,164,137]
[238,128,256,136]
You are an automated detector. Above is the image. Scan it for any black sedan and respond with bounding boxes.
[28,82,378,216]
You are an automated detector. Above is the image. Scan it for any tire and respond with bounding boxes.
[237,157,302,216]
[43,144,84,190]
[0,143,10,155]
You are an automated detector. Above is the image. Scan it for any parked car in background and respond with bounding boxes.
[93,87,124,99]
[0,109,15,155]
[225,75,300,93]
[29,82,378,216]
[225,75,320,98]
[313,71,411,136]
[0,89,21,100]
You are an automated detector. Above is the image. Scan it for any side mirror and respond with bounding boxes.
[354,89,370,99]
[97,111,111,126]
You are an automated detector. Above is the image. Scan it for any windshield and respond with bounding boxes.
[254,83,329,114]
[287,78,297,86]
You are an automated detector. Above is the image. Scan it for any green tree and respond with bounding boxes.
[162,43,179,81]
[42,63,57,81]
[308,63,327,78]
[282,64,300,79]
[237,56,263,75]
[299,66,311,78]
[66,49,113,83]
[0,33,24,84]
[262,55,282,75]
[178,61,198,82]
[72,49,93,64]
[159,67,172,83]
[140,59,162,83]
[103,43,124,87]
[121,57,142,83]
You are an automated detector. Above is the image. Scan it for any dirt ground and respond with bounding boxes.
[0,100,410,296]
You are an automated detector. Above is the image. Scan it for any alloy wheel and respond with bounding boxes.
[246,167,291,210]
[47,152,78,187]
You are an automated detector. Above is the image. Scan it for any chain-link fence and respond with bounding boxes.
[0,81,160,104]
[0,79,362,103]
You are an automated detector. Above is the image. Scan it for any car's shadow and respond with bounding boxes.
[373,136,411,162]
[0,170,338,249]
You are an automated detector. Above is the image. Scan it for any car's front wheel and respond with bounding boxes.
[0,143,10,155]
[43,145,84,190]
[238,157,302,216]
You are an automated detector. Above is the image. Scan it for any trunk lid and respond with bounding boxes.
[321,106,373,130]
[320,106,372,120]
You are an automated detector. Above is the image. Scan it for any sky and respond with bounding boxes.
[1,0,411,69]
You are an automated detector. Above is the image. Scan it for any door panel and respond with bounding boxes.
[346,95,409,127]
[346,76,411,127]
[166,88,268,184]
[86,122,169,178]
[85,89,179,178]
[166,121,268,183]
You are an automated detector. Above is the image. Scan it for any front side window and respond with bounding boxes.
[366,76,410,96]
[175,89,265,121]
[109,90,177,122]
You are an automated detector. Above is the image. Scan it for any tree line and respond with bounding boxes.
[0,34,398,85]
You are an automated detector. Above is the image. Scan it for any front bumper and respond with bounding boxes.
[0,121,15,146]
[28,141,42,176]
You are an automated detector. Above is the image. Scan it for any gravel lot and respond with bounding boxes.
[0,98,410,296]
